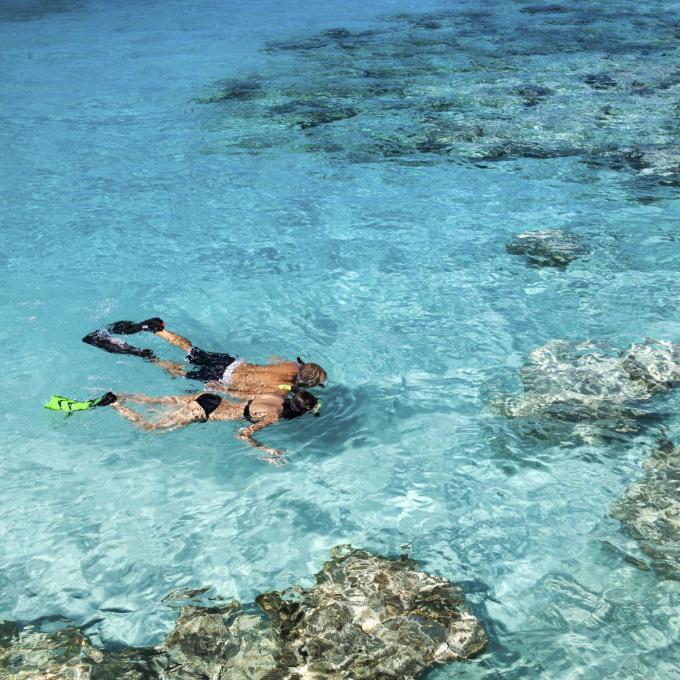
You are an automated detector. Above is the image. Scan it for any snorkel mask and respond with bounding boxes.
[310,400,322,417]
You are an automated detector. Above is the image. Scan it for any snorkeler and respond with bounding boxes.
[82,317,327,398]
[45,389,321,459]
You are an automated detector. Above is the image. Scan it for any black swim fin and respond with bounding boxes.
[83,330,156,359]
[106,317,165,334]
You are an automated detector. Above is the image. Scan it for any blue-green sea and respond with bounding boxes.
[1,0,679,677]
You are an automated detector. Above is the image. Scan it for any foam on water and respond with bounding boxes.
[1,0,680,677]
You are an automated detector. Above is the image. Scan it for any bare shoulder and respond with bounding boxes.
[252,393,284,408]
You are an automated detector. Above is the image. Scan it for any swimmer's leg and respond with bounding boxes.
[118,393,194,406]
[111,400,196,431]
[82,330,156,360]
[155,329,193,352]
[149,358,187,378]
[146,329,193,377]
[111,402,153,429]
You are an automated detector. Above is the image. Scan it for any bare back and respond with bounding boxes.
[210,361,298,398]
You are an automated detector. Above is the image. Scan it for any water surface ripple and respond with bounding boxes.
[1,0,679,678]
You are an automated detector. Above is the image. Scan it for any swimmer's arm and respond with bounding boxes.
[155,329,192,353]
[112,401,196,432]
[237,416,282,456]
[204,380,233,394]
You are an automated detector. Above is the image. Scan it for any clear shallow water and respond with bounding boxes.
[1,0,680,677]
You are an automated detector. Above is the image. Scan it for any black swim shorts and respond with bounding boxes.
[185,346,236,382]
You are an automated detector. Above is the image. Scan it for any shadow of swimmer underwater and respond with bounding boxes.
[44,389,322,465]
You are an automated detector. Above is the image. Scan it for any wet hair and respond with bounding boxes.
[290,390,319,413]
[296,357,327,388]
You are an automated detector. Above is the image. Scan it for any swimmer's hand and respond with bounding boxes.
[260,446,285,457]
[258,454,288,466]
[238,428,283,457]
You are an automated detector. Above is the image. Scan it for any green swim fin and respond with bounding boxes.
[44,392,117,412]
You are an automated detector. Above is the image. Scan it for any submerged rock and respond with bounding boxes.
[512,84,555,107]
[196,79,265,103]
[0,623,99,679]
[500,339,680,427]
[0,546,485,679]
[587,146,680,188]
[506,229,588,267]
[583,73,618,90]
[161,602,291,679]
[296,107,358,129]
[520,4,571,14]
[257,545,486,678]
[610,441,680,579]
[195,4,680,184]
[622,146,680,186]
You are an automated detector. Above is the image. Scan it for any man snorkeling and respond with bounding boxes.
[45,389,322,461]
[82,317,327,398]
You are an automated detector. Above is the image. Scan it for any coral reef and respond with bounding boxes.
[193,2,680,199]
[499,339,680,429]
[0,547,486,679]
[506,229,588,267]
[610,441,680,579]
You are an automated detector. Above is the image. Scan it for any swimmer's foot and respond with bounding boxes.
[106,317,165,334]
[44,391,117,412]
[256,454,288,466]
[93,392,117,407]
[83,330,157,359]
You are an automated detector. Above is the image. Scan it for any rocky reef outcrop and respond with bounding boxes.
[193,4,680,200]
[505,229,588,267]
[588,145,680,188]
[498,339,680,430]
[610,441,680,580]
[0,546,486,679]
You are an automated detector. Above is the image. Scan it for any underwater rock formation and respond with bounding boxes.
[196,78,265,103]
[610,441,680,579]
[512,84,555,107]
[622,146,680,186]
[589,146,680,188]
[583,73,618,90]
[257,545,487,677]
[0,546,486,679]
[0,623,101,679]
[505,229,588,267]
[499,339,680,427]
[193,2,680,194]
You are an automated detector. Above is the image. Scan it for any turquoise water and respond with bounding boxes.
[1,0,680,676]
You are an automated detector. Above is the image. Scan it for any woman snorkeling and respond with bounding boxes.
[45,389,321,461]
[82,317,327,398]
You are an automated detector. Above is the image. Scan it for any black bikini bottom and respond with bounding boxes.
[195,393,222,419]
